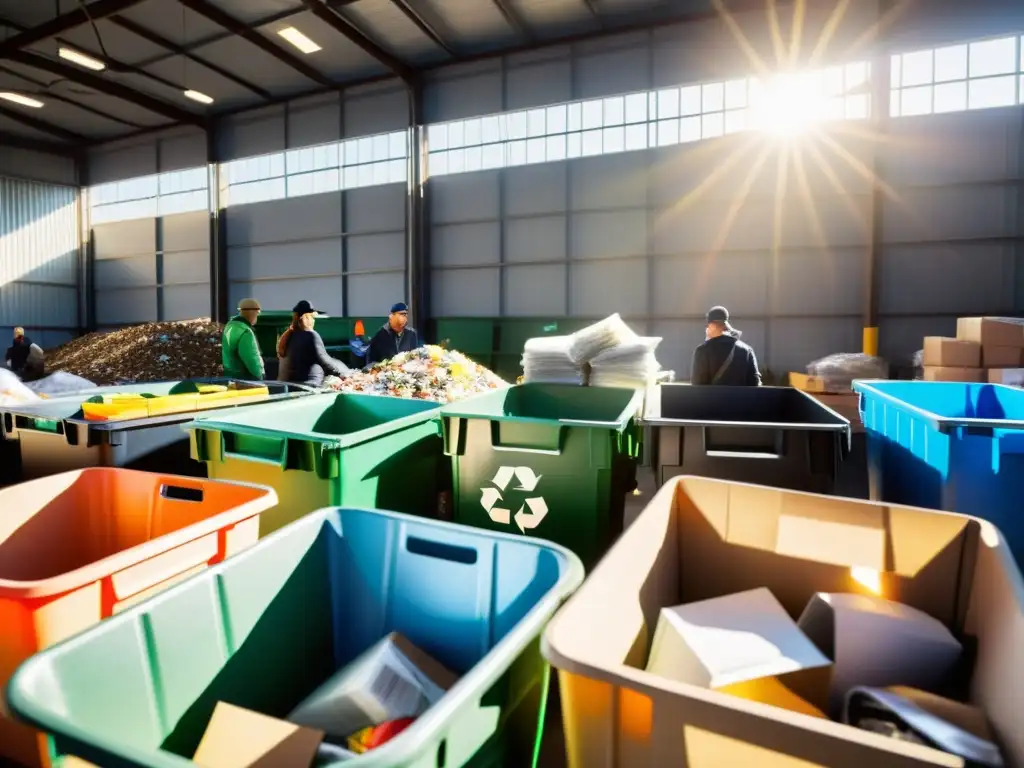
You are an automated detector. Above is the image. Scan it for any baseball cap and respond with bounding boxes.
[238,298,261,311]
[13,326,23,337]
[390,302,409,314]
[292,299,320,316]
[706,306,731,325]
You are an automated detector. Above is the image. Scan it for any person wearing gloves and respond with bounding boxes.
[221,298,265,380]
[366,302,420,366]
[277,300,351,387]
[690,305,762,386]
[4,327,45,381]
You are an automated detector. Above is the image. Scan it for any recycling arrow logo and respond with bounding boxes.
[480,466,549,534]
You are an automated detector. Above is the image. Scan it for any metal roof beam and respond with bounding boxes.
[0,0,149,56]
[177,0,336,88]
[5,50,204,126]
[0,101,87,142]
[580,0,603,25]
[0,130,78,156]
[0,63,144,127]
[387,0,458,58]
[108,15,273,100]
[307,0,415,82]
[490,0,533,42]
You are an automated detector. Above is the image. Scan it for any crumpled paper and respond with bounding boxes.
[323,345,507,402]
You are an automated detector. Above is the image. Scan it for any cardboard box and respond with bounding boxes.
[957,317,1024,348]
[798,593,962,717]
[542,476,1024,768]
[922,366,983,382]
[789,372,830,393]
[646,588,831,718]
[289,632,456,740]
[922,337,980,368]
[193,702,324,768]
[988,368,1024,386]
[981,345,1021,368]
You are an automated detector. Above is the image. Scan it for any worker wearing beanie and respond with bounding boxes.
[222,298,265,380]
[366,302,421,366]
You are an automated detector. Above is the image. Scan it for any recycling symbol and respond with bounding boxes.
[480,466,548,534]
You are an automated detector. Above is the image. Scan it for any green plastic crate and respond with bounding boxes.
[187,392,445,537]
[441,384,643,569]
[8,507,585,768]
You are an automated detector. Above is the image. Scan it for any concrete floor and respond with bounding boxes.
[535,435,869,767]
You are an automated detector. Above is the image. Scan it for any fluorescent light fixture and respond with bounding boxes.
[278,26,321,54]
[184,89,214,105]
[0,92,44,108]
[58,46,106,71]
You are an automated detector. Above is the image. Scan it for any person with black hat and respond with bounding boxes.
[690,305,762,386]
[277,300,351,387]
[366,301,420,366]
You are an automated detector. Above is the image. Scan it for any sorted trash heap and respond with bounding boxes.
[523,313,669,389]
[324,345,507,402]
[46,319,224,384]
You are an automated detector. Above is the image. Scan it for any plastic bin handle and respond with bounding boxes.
[221,430,289,467]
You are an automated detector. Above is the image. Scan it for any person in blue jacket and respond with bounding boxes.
[277,300,351,387]
[366,302,421,366]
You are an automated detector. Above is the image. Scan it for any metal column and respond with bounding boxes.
[207,126,228,323]
[407,78,430,331]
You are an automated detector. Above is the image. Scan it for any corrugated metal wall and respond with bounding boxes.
[89,129,211,328]
[220,84,409,317]
[0,176,79,348]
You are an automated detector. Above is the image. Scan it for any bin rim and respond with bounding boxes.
[853,379,1024,432]
[0,468,278,601]
[440,383,645,432]
[184,391,442,450]
[7,506,585,768]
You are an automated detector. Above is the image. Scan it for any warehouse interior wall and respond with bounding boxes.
[0,147,80,350]
[79,0,1024,378]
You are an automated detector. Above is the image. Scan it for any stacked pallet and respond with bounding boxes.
[922,317,1024,384]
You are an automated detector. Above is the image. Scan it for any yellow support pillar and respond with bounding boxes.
[863,327,879,357]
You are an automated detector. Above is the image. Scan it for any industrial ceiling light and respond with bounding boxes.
[184,89,214,105]
[278,26,321,54]
[58,46,106,71]
[0,92,44,108]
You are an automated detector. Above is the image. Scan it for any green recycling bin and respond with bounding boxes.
[187,392,444,537]
[441,384,643,568]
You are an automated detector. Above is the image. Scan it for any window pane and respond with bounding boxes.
[447,122,465,149]
[526,137,546,164]
[604,96,625,126]
[657,88,679,119]
[429,152,448,177]
[546,134,567,162]
[508,140,527,167]
[702,112,724,138]
[463,119,482,147]
[428,125,447,151]
[680,116,701,143]
[934,44,968,82]
[464,145,482,173]
[624,123,647,151]
[680,85,701,115]
[546,104,567,134]
[506,111,527,140]
[901,84,933,116]
[567,103,582,132]
[527,109,546,137]
[968,74,1016,109]
[482,143,504,170]
[480,116,501,144]
[567,132,582,158]
[934,80,967,113]
[724,109,747,134]
[581,100,603,130]
[656,119,678,147]
[891,54,902,88]
[624,92,647,123]
[901,50,933,87]
[581,128,602,156]
[969,37,1016,78]
[702,82,725,113]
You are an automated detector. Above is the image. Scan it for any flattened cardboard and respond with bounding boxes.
[193,702,323,768]
[981,345,1021,368]
[542,475,1024,768]
[922,366,983,382]
[988,368,1024,386]
[647,588,831,718]
[957,317,1024,348]
[798,593,962,717]
[922,337,980,368]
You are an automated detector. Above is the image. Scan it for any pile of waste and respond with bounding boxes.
[324,345,507,402]
[47,319,223,384]
[806,352,889,393]
[0,369,98,406]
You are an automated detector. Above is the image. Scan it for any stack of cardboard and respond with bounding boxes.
[922,317,1024,384]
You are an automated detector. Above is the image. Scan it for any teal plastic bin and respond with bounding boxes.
[8,507,585,768]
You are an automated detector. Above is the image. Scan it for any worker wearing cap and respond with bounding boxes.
[5,327,45,381]
[366,302,421,366]
[221,298,264,380]
[690,305,762,386]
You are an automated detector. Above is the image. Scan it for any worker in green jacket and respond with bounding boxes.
[222,298,265,380]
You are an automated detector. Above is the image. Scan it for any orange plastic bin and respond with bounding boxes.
[0,468,277,768]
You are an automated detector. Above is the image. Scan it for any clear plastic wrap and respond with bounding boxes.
[806,353,889,393]
[0,368,39,406]
[589,337,662,389]
[522,336,585,385]
[566,314,637,365]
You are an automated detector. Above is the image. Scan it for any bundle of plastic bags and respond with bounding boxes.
[589,337,663,389]
[0,368,39,406]
[522,336,585,385]
[566,314,637,365]
[806,353,889,393]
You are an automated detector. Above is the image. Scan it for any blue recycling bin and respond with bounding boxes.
[854,379,1024,566]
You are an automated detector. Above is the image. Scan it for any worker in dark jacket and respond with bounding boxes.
[366,302,420,366]
[222,298,264,380]
[277,300,351,387]
[5,327,45,381]
[690,306,762,386]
